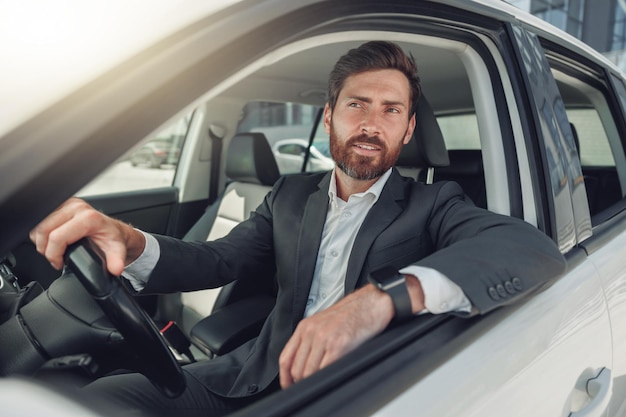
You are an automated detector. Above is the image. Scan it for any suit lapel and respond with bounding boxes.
[291,173,331,325]
[344,170,406,293]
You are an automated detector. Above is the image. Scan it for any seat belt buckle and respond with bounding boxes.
[160,321,195,362]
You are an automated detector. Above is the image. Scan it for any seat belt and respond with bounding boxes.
[301,107,324,172]
[208,126,224,204]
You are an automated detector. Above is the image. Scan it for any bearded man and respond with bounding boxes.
[30,41,566,417]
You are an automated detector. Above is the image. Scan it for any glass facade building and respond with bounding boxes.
[613,1,626,51]
[506,0,626,74]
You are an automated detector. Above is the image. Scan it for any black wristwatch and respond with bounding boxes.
[368,266,413,322]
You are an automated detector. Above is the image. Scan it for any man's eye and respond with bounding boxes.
[387,108,400,113]
[348,102,361,108]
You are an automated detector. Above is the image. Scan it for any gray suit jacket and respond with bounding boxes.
[144,169,566,397]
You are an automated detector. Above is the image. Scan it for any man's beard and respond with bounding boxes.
[329,128,405,181]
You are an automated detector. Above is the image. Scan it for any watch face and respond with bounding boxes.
[369,266,403,290]
[381,274,405,291]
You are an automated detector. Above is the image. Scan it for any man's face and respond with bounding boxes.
[324,69,416,181]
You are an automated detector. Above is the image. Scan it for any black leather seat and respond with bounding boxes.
[433,149,486,208]
[396,95,449,182]
[397,96,486,208]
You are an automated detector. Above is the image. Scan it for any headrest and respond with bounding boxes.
[225,132,280,186]
[396,95,449,168]
[569,122,580,156]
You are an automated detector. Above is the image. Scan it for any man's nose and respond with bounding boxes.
[360,110,381,135]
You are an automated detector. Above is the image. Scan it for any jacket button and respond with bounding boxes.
[496,284,507,298]
[512,277,523,290]
[505,281,515,294]
[488,287,499,300]
[247,384,258,394]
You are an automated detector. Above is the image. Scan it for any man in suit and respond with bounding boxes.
[30,41,566,416]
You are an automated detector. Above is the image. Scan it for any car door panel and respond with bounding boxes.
[540,41,626,416]
[81,187,209,239]
[373,256,612,417]
[583,212,626,416]
[9,187,182,290]
[83,187,180,236]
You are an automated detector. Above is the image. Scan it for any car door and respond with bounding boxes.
[544,43,626,416]
[78,109,207,239]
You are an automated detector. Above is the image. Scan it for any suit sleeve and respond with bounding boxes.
[416,181,566,315]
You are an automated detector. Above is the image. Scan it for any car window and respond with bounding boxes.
[236,101,327,175]
[75,111,193,197]
[564,108,614,166]
[546,51,626,221]
[436,113,481,150]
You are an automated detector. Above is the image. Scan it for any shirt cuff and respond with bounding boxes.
[400,265,472,314]
[121,231,160,292]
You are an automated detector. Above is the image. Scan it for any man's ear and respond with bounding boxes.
[323,103,332,134]
[404,113,416,144]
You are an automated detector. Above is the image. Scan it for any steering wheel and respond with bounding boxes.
[64,238,185,398]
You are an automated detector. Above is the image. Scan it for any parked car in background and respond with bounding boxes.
[2,0,626,416]
[272,138,334,174]
[129,139,180,168]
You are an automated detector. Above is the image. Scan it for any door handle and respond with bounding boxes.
[569,368,612,417]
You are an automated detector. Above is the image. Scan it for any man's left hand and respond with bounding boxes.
[278,284,395,388]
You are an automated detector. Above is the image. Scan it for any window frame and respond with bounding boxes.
[542,40,626,227]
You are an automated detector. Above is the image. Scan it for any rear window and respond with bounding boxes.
[436,113,481,150]
[565,108,615,166]
[237,101,329,175]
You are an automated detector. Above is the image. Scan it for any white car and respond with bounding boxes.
[1,0,626,416]
[272,138,334,174]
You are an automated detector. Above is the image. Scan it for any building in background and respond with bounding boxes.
[505,0,626,73]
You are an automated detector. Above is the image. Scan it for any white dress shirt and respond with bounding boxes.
[124,168,471,316]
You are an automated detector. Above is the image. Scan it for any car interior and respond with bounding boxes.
[143,34,495,362]
[0,31,496,379]
[1,19,624,409]
[162,93,452,360]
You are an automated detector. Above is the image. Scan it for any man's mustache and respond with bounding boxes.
[346,134,385,149]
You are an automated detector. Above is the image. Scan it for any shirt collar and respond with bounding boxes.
[328,167,393,205]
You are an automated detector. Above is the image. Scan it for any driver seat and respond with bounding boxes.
[155,132,280,345]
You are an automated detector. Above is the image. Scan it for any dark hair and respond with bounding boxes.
[327,41,421,116]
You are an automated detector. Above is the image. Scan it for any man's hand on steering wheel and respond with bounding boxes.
[29,198,186,398]
[29,197,145,275]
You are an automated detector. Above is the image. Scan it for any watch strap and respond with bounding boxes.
[369,268,413,322]
[386,274,413,322]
